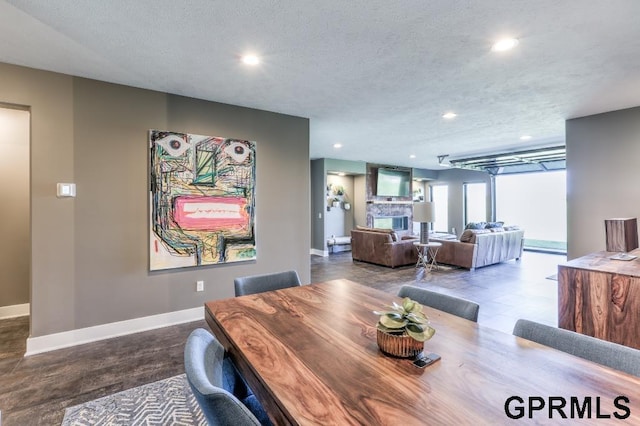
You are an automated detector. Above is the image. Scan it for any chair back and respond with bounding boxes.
[397,285,479,322]
[184,328,269,425]
[234,270,301,297]
[513,319,640,377]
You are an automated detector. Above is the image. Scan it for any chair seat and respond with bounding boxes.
[184,328,272,425]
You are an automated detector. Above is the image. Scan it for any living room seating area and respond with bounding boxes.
[350,224,524,271]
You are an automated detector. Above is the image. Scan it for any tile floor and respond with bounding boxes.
[311,249,565,334]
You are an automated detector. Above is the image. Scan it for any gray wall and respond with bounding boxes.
[0,62,310,336]
[310,159,325,252]
[430,168,493,236]
[0,107,30,308]
[566,106,640,259]
[326,174,355,240]
[310,158,366,252]
[353,175,366,227]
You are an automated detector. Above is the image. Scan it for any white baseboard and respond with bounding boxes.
[0,303,29,319]
[310,248,328,257]
[25,306,203,356]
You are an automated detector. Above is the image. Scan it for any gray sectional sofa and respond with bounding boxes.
[431,227,524,271]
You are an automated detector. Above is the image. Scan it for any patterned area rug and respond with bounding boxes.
[62,374,205,426]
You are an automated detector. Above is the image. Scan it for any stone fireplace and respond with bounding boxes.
[364,163,414,236]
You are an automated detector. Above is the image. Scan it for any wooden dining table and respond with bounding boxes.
[205,279,640,425]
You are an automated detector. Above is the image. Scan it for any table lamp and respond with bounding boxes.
[413,202,435,244]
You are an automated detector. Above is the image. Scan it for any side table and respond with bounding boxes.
[413,241,442,272]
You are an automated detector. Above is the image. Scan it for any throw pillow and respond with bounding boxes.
[465,222,487,230]
[390,232,398,242]
[485,221,505,229]
[460,229,475,242]
[460,229,492,243]
[489,227,505,232]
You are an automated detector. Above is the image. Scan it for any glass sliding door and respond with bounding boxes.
[464,182,487,224]
[495,171,567,252]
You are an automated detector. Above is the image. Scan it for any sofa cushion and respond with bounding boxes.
[489,227,505,233]
[503,225,521,231]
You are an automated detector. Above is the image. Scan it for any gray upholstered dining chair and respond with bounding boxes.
[184,328,273,425]
[234,270,301,297]
[513,319,640,377]
[397,285,480,322]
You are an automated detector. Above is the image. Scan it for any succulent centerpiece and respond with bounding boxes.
[374,297,436,358]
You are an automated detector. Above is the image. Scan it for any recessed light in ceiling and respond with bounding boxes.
[333,143,343,148]
[491,38,519,52]
[442,112,457,119]
[338,172,346,176]
[520,135,532,141]
[409,154,416,159]
[241,54,260,65]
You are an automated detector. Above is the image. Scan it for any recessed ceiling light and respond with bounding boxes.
[442,112,457,119]
[241,54,260,65]
[409,154,416,159]
[333,143,342,148]
[338,173,346,176]
[491,38,519,52]
[520,135,532,141]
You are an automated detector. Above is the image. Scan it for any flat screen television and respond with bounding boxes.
[376,168,411,197]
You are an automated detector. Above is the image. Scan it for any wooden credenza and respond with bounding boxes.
[558,249,640,350]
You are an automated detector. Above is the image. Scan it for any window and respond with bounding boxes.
[464,182,487,224]
[431,185,449,233]
[495,171,566,252]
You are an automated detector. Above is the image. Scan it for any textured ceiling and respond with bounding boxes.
[2,1,640,169]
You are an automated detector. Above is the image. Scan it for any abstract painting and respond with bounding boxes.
[149,130,256,270]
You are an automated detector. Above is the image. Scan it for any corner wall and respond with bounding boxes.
[566,106,640,259]
[0,62,310,337]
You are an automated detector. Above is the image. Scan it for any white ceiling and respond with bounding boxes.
[2,0,640,169]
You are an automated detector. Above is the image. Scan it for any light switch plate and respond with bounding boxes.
[57,183,76,198]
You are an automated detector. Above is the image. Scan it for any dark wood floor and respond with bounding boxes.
[0,250,564,425]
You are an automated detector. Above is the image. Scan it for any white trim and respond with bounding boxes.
[0,303,29,319]
[25,306,203,356]
[310,248,328,257]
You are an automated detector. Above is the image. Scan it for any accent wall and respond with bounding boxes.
[0,62,310,337]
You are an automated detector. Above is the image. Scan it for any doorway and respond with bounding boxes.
[0,106,30,357]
